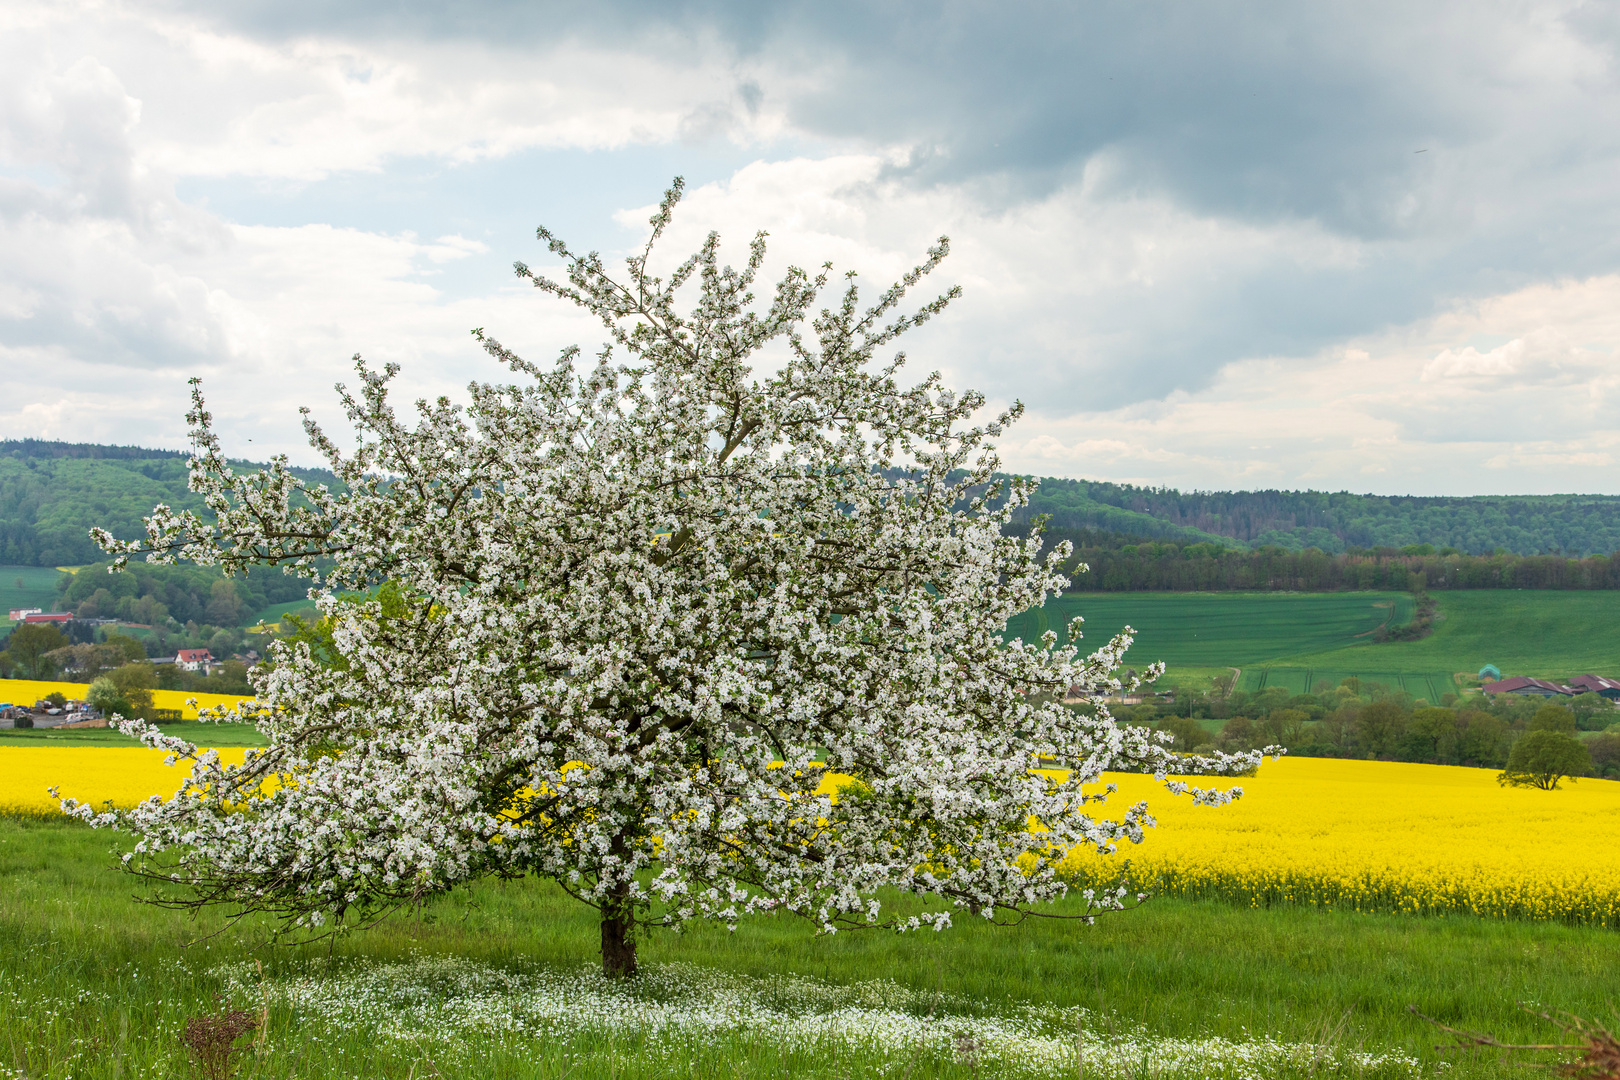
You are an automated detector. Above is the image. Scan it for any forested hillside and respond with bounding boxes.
[4,440,1620,567]
[1030,527,1620,592]
[1015,478,1620,556]
[0,440,338,566]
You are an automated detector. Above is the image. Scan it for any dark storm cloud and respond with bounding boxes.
[150,0,1618,235]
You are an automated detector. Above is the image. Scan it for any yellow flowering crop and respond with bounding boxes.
[5,746,1616,928]
[0,678,251,719]
[0,747,251,815]
[1061,756,1620,927]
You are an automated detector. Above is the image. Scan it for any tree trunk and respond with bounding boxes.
[600,886,637,977]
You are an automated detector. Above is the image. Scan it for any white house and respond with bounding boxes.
[176,648,214,673]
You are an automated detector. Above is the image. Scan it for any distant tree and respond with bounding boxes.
[1567,693,1614,731]
[1356,700,1407,757]
[2,622,67,679]
[103,633,148,663]
[42,642,127,677]
[1497,730,1591,790]
[1258,708,1308,746]
[86,676,124,716]
[107,663,157,719]
[1589,733,1620,779]
[1403,707,1457,762]
[1528,704,1577,734]
[1164,716,1211,752]
[1453,710,1512,768]
[1218,715,1259,750]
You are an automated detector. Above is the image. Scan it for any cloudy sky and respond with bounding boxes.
[3,0,1619,494]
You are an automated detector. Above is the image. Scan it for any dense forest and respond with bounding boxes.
[1013,478,1620,556]
[1025,527,1620,592]
[4,440,1620,570]
[0,440,338,566]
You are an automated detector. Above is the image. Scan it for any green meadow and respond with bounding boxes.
[2,813,1614,1080]
[1008,590,1620,697]
[0,564,65,627]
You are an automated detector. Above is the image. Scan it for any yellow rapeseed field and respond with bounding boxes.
[1060,756,1620,927]
[0,747,251,815]
[0,677,252,719]
[2,747,1615,927]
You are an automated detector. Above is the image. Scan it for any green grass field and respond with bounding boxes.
[2,814,1613,1079]
[1007,591,1412,668]
[1285,590,1620,679]
[0,564,65,627]
[1010,590,1620,697]
[0,724,269,747]
[248,597,320,627]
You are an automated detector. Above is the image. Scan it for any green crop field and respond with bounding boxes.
[1008,590,1620,698]
[0,565,64,627]
[1283,590,1620,680]
[248,596,321,627]
[1006,591,1412,669]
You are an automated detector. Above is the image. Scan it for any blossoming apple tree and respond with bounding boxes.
[66,181,1266,976]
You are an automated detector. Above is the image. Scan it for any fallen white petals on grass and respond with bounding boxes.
[221,956,1422,1079]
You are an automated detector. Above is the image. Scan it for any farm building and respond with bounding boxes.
[1482,676,1573,697]
[1567,674,1620,700]
[175,648,214,673]
[1478,664,1501,680]
[1481,673,1620,698]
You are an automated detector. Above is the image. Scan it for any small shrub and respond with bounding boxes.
[182,1005,258,1080]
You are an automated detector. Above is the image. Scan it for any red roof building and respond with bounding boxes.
[1482,676,1573,697]
[1566,674,1620,700]
[175,648,214,672]
[21,612,72,624]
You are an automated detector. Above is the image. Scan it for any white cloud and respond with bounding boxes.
[0,0,781,184]
[993,274,1620,494]
[3,0,1620,499]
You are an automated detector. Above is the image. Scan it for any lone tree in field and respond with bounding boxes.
[66,182,1264,976]
[1498,706,1591,790]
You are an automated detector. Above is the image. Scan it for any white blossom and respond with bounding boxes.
[66,180,1271,973]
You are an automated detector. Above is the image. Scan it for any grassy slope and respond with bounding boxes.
[1008,592,1412,668]
[1,815,1612,1079]
[1011,591,1620,695]
[0,564,64,626]
[1285,590,1620,677]
[0,724,267,747]
[247,596,321,626]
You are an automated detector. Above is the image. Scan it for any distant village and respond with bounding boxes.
[2,607,244,730]
[8,609,226,674]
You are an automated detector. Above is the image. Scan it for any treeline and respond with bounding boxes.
[58,560,311,629]
[1115,678,1620,778]
[0,621,256,699]
[1031,527,1620,591]
[0,440,338,566]
[1012,477,1620,556]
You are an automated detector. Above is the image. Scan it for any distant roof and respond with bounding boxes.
[1568,674,1620,693]
[176,649,213,661]
[1483,676,1572,695]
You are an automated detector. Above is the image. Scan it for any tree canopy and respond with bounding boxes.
[1497,729,1591,790]
[64,183,1264,976]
